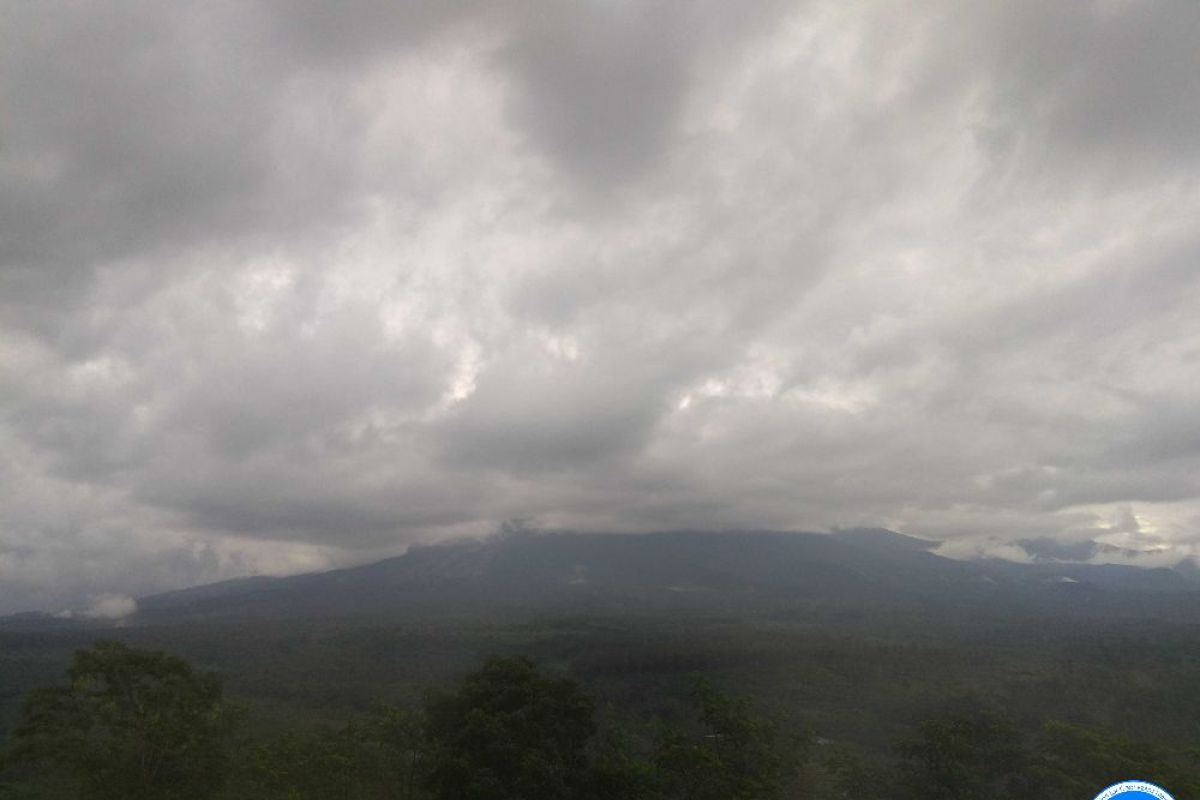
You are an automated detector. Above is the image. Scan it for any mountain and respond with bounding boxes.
[122,529,1200,626]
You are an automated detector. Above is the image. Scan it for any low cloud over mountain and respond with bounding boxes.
[3,1,1200,613]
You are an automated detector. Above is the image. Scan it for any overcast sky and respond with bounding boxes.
[3,0,1200,615]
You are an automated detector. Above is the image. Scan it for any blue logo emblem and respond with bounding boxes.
[1093,780,1175,800]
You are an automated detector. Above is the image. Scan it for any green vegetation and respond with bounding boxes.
[1,641,232,799]
[0,644,802,799]
[220,704,427,799]
[424,656,597,799]
[4,615,1200,798]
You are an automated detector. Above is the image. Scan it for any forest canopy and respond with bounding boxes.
[4,640,1197,799]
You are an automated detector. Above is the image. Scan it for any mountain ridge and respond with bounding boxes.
[8,529,1198,628]
[122,528,1200,625]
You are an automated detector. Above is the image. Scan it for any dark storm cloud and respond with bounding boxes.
[499,3,692,186]
[498,1,793,188]
[0,1,371,343]
[1,5,267,260]
[3,0,1200,613]
[261,0,478,64]
[973,0,1200,169]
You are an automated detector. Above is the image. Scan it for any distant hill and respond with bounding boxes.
[104,529,1200,626]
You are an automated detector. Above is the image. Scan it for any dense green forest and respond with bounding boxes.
[3,611,1200,798]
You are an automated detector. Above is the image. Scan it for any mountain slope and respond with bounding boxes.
[126,529,1200,625]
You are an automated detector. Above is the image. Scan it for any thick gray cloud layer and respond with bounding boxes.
[3,0,1200,613]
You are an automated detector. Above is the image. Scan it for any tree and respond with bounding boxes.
[3,640,232,800]
[346,703,429,799]
[651,678,805,800]
[1032,720,1200,799]
[821,743,888,800]
[221,703,429,799]
[423,656,597,800]
[895,710,1034,800]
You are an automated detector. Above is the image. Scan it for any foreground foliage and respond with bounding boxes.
[1,641,231,799]
[4,638,1200,799]
[425,656,597,799]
